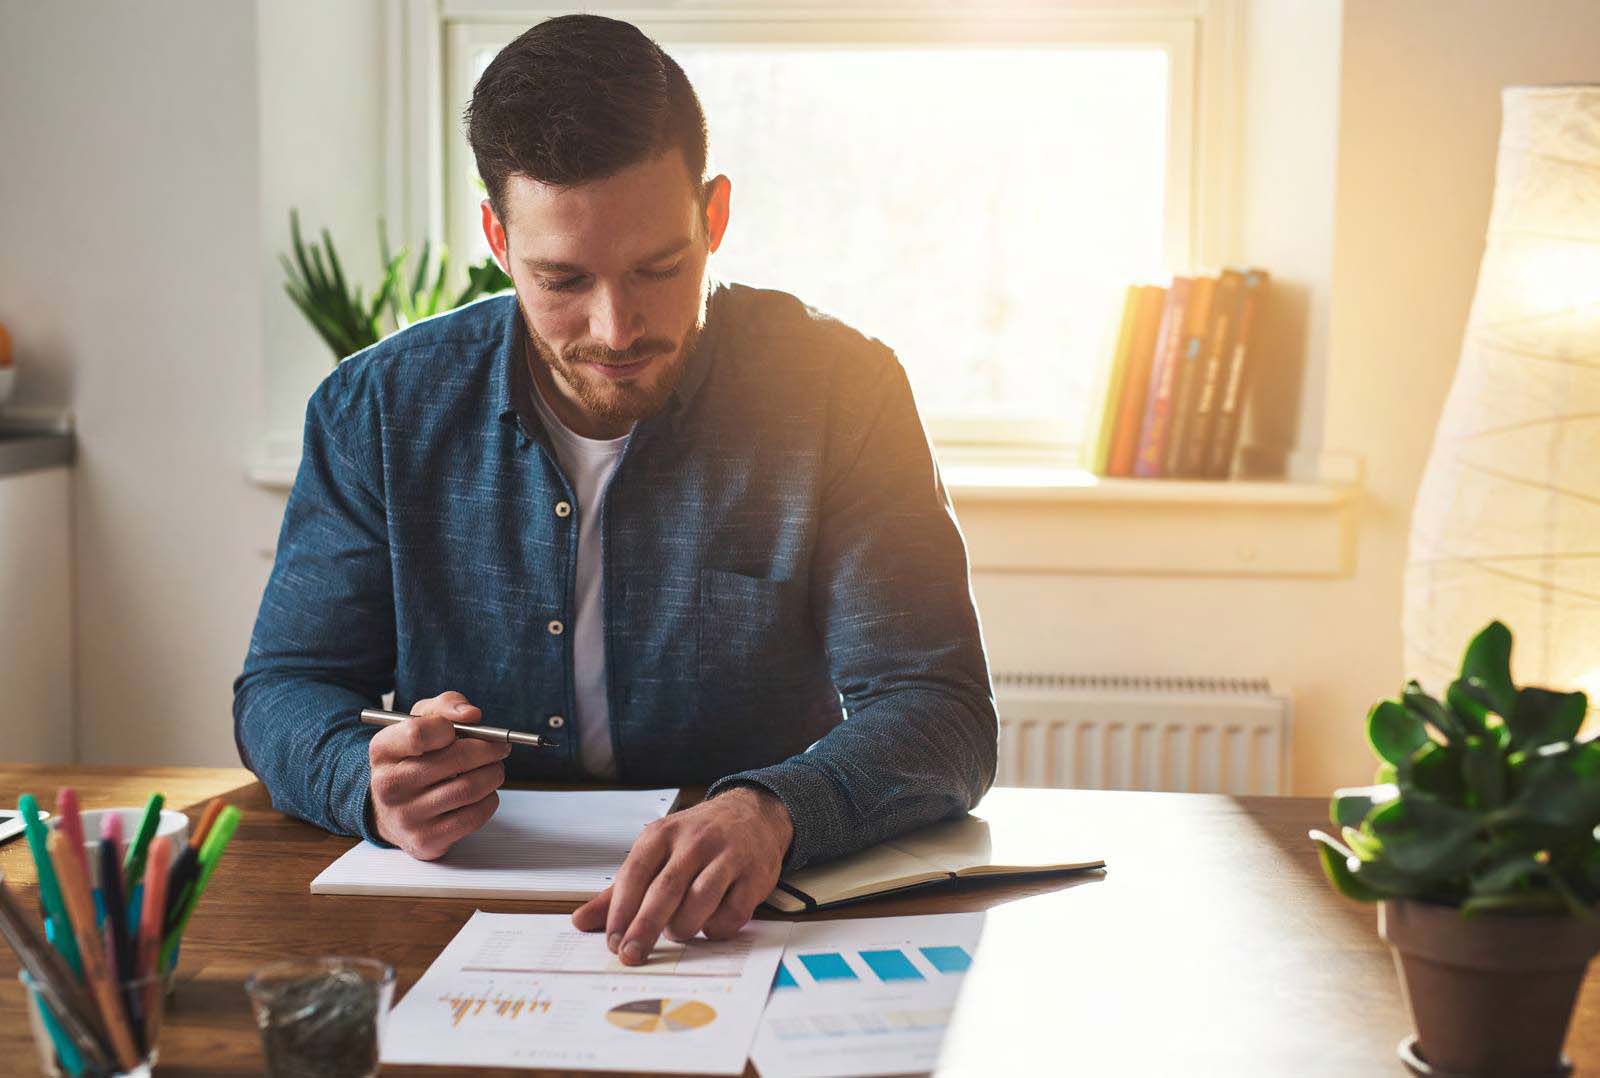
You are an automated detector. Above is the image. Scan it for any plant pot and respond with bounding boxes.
[1379,898,1600,1076]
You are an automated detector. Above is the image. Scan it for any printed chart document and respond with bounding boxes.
[310,788,677,900]
[751,913,985,1078]
[381,910,792,1074]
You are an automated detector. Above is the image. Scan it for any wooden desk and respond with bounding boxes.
[1,766,1595,1076]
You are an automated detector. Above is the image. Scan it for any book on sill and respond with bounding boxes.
[763,793,1105,913]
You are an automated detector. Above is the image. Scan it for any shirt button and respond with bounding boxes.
[548,619,565,636]
[554,500,572,518]
[547,715,565,729]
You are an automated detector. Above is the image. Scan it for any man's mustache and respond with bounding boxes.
[565,340,675,366]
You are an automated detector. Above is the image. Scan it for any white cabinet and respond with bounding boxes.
[0,453,73,762]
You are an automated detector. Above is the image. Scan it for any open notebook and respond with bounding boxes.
[764,789,1105,912]
[310,788,678,901]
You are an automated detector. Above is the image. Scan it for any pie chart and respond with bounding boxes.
[605,998,717,1033]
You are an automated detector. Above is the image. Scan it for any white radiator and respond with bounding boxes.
[993,673,1292,795]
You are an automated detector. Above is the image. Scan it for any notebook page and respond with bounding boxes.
[310,788,677,900]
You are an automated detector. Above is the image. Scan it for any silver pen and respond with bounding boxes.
[359,708,559,749]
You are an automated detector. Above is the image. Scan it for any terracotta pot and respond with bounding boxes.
[1379,899,1600,1076]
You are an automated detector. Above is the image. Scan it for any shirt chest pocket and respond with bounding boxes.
[697,568,819,694]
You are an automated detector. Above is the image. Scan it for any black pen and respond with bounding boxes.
[359,708,559,749]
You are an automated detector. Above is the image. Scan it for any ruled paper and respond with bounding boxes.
[309,788,678,900]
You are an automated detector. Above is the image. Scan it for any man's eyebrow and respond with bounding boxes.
[522,237,693,275]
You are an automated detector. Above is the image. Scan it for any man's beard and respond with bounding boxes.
[519,299,703,429]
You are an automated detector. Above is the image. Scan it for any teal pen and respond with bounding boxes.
[17,796,85,1075]
[18,795,79,975]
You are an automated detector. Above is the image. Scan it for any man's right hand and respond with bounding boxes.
[368,690,510,860]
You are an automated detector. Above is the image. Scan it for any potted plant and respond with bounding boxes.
[279,209,512,363]
[1310,620,1600,1076]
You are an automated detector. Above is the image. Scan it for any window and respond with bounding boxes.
[428,3,1223,458]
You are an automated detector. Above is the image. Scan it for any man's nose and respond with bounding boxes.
[588,283,645,353]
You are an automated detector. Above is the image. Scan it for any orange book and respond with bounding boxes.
[1176,269,1245,477]
[1204,269,1271,478]
[1105,285,1167,477]
[1133,278,1194,477]
[1162,275,1218,476]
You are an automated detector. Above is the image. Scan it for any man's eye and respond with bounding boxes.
[538,276,585,292]
[640,262,683,282]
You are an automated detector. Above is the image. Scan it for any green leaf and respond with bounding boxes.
[1508,740,1600,831]
[1471,851,1545,894]
[1461,735,1507,810]
[1366,795,1481,877]
[1342,825,1384,860]
[1447,678,1493,737]
[1331,784,1398,829]
[1400,742,1467,804]
[1404,681,1462,743]
[1370,699,1429,764]
[1460,620,1516,716]
[1310,830,1385,902]
[1462,891,1567,916]
[1509,687,1588,752]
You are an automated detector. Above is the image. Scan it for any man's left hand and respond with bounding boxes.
[571,786,793,965]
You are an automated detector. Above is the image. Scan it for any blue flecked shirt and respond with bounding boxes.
[233,278,998,872]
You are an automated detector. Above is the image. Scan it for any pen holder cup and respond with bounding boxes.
[40,917,179,999]
[245,957,394,1078]
[21,969,163,1077]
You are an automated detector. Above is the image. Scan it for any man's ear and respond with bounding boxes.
[702,175,732,254]
[481,199,511,274]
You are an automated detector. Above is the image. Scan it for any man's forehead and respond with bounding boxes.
[501,153,700,265]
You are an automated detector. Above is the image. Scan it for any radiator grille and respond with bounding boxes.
[992,673,1291,796]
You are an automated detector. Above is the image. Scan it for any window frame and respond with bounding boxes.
[388,0,1242,454]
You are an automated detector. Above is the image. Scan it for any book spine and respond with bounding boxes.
[1203,269,1270,478]
[1106,285,1167,477]
[1132,278,1193,478]
[1162,275,1217,476]
[1176,269,1244,477]
[1089,286,1142,476]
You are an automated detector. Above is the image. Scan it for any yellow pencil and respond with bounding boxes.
[48,830,140,1070]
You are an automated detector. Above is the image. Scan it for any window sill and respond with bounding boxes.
[944,461,1360,578]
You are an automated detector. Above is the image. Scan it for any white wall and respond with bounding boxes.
[3,0,1596,792]
[0,1,283,766]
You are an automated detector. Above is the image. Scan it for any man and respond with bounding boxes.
[234,13,996,966]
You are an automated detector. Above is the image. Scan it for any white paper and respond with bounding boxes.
[381,910,793,1074]
[751,913,986,1078]
[309,788,677,900]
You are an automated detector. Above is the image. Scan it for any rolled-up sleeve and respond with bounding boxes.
[707,347,998,871]
[232,370,393,842]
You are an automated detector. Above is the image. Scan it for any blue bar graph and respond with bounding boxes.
[773,961,798,989]
[798,952,858,982]
[919,945,972,974]
[860,949,925,982]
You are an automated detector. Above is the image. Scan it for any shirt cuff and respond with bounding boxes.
[706,758,856,873]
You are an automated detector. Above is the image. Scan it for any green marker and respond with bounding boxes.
[160,805,241,971]
[18,794,80,976]
[122,791,165,891]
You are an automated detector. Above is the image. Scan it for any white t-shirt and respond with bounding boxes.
[530,382,631,780]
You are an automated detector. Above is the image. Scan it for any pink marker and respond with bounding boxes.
[55,787,90,878]
[101,811,125,866]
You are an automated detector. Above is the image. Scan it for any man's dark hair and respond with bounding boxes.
[465,14,709,222]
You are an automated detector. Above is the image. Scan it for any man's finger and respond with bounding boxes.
[411,789,499,861]
[369,713,458,764]
[572,885,612,932]
[617,854,703,966]
[605,829,670,952]
[665,859,735,943]
[382,730,509,795]
[410,690,482,723]
[702,875,770,940]
[410,759,506,820]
